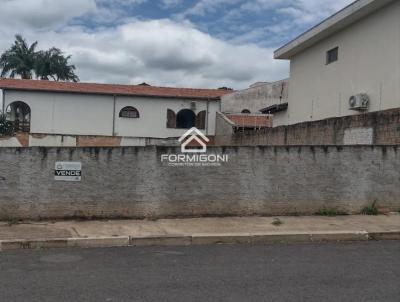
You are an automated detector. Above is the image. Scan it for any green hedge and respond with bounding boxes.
[0,113,14,136]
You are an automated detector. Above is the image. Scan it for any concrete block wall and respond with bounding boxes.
[0,145,399,220]
[215,108,400,146]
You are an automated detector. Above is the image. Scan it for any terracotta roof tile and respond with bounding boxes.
[226,114,272,128]
[0,79,231,100]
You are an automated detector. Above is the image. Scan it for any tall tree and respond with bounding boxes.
[0,35,79,82]
[35,48,79,82]
[0,35,38,79]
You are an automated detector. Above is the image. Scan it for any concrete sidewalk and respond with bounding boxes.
[0,214,399,251]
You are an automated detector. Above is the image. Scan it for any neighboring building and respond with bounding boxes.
[220,79,288,115]
[274,0,400,126]
[215,80,281,136]
[215,112,272,140]
[0,79,229,147]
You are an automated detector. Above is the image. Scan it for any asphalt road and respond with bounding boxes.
[0,241,399,302]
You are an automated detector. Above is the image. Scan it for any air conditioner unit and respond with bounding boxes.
[190,101,197,111]
[349,93,369,111]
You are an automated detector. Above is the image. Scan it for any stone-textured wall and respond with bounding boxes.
[215,108,400,146]
[0,145,399,220]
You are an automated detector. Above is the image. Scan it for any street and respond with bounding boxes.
[0,241,399,302]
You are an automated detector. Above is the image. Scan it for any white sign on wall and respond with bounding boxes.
[55,162,82,182]
[343,127,373,145]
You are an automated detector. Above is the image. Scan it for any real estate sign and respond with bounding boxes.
[55,162,82,182]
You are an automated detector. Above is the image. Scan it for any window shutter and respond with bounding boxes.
[167,109,176,128]
[196,110,206,129]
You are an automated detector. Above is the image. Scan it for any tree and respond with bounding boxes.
[0,35,37,79]
[35,48,79,82]
[0,35,79,82]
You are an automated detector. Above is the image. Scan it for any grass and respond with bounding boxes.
[6,218,20,226]
[315,208,348,217]
[361,201,379,216]
[272,218,283,226]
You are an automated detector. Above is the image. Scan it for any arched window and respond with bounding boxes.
[119,106,140,118]
[6,101,31,132]
[242,109,251,114]
[176,109,196,129]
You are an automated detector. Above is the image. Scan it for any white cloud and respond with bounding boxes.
[180,0,242,17]
[0,0,356,91]
[0,15,288,89]
[23,20,288,88]
[278,0,354,25]
[161,0,183,8]
[0,0,96,29]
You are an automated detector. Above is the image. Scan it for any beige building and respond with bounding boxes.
[274,0,400,126]
[220,79,288,114]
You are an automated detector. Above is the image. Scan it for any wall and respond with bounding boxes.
[215,108,400,146]
[5,90,114,136]
[0,145,399,220]
[280,1,400,126]
[114,96,219,137]
[0,133,182,147]
[4,90,220,138]
[215,112,235,136]
[221,79,288,114]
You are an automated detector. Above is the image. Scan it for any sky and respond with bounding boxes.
[0,0,354,90]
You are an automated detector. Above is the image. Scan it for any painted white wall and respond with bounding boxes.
[0,137,22,147]
[4,90,220,138]
[278,1,400,126]
[5,91,113,136]
[29,135,77,147]
[114,96,218,137]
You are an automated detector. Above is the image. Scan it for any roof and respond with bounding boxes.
[274,0,395,59]
[0,78,231,100]
[226,114,272,128]
[260,103,288,114]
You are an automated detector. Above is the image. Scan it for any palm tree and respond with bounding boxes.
[0,35,79,82]
[0,35,38,79]
[35,48,79,82]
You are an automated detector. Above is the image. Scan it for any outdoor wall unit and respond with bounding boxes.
[349,93,370,111]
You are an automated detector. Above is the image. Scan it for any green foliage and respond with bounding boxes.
[35,48,79,82]
[0,113,14,136]
[315,208,348,217]
[272,218,283,226]
[7,218,20,226]
[361,201,379,216]
[0,34,79,82]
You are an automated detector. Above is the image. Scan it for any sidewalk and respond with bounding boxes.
[1,214,399,251]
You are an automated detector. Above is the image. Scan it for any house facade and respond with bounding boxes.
[0,79,228,147]
[220,79,288,115]
[274,0,400,126]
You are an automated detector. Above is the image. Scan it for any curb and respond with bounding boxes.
[0,231,398,251]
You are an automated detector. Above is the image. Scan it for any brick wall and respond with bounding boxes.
[0,145,399,220]
[215,108,400,146]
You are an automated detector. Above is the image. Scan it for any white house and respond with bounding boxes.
[273,0,400,126]
[0,79,229,147]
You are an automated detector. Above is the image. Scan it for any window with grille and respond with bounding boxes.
[119,107,140,118]
[326,47,338,65]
